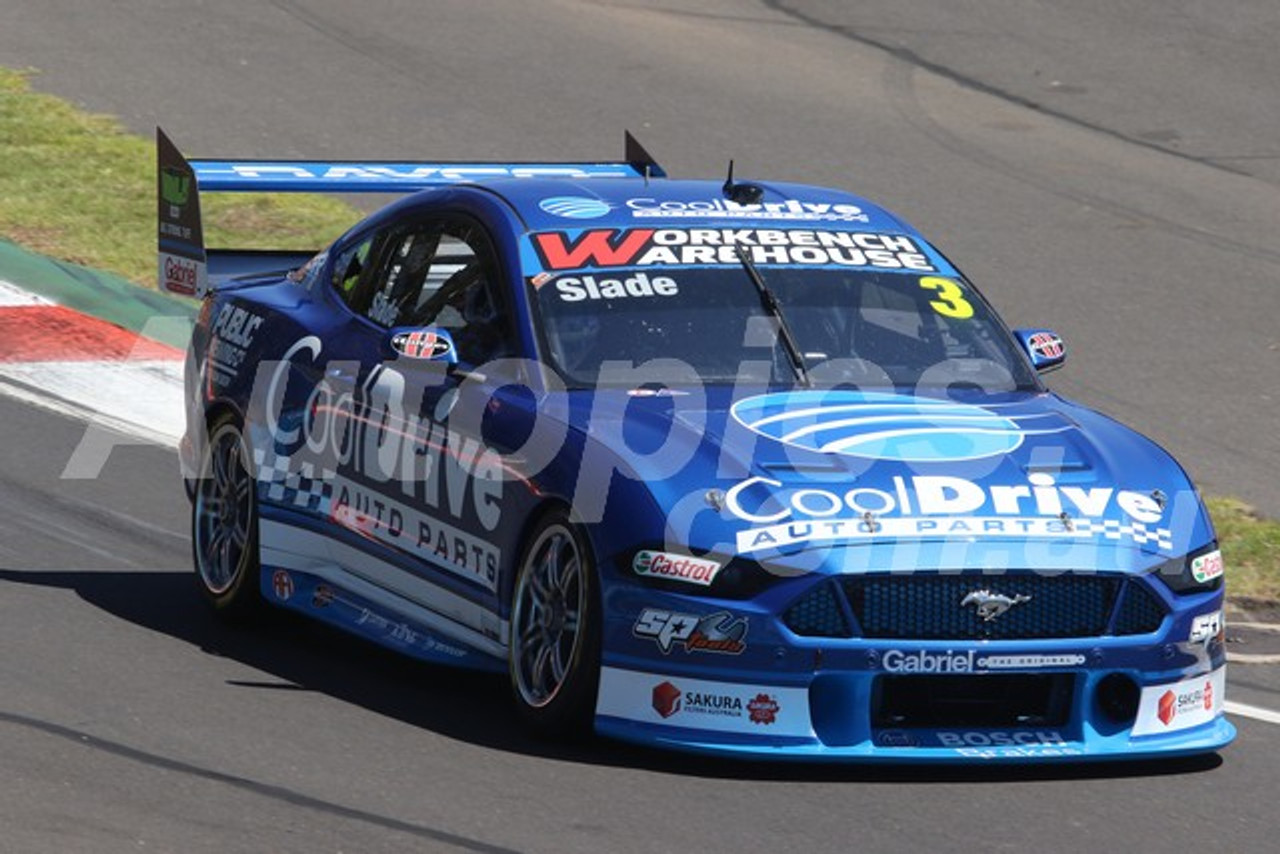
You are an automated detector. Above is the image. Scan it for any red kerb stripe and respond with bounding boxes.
[0,306,184,362]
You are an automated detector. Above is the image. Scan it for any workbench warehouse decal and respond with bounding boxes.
[531,228,937,272]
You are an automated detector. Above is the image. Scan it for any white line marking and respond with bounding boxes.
[0,279,54,306]
[1228,652,1280,665]
[0,360,184,447]
[1229,621,1280,633]
[1225,700,1280,726]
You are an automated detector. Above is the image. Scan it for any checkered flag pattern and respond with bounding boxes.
[253,447,332,514]
[1072,519,1174,551]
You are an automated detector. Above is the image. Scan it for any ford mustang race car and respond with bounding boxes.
[161,128,1234,762]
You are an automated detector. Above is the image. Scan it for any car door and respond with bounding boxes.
[305,215,537,628]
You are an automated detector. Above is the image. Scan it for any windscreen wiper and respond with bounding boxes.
[734,244,811,387]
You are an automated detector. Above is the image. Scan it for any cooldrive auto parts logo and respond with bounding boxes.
[252,337,506,591]
[724,391,1175,553]
[625,196,869,223]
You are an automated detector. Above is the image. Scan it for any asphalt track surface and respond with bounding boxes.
[1,2,1278,851]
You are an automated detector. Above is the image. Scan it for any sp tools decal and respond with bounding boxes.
[1189,610,1224,645]
[633,608,747,655]
[390,329,454,360]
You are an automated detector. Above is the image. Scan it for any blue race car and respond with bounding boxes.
[162,128,1234,762]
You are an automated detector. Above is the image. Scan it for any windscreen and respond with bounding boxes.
[530,264,1039,392]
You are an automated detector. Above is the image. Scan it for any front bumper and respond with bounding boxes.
[594,579,1235,762]
[594,663,1235,762]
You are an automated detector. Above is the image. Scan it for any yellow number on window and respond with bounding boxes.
[919,276,974,319]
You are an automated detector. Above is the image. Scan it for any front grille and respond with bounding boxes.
[782,572,1167,640]
[847,574,1116,640]
[874,673,1074,728]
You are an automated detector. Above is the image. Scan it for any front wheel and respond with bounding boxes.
[192,415,262,620]
[508,511,601,737]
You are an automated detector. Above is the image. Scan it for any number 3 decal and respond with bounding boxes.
[919,276,974,319]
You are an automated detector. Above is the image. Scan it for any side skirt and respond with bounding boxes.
[258,517,508,670]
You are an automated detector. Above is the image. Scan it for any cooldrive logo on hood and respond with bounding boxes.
[539,196,613,219]
[731,390,1068,463]
[723,391,1174,554]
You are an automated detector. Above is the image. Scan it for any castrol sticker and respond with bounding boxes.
[633,550,723,587]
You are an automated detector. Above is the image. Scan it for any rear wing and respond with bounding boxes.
[157,127,664,297]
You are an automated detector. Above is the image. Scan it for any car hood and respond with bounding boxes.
[568,387,1211,569]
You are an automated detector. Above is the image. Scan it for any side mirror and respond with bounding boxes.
[387,326,457,364]
[1013,328,1066,373]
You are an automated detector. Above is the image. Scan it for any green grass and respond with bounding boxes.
[0,65,1276,602]
[1207,497,1280,605]
[0,67,357,285]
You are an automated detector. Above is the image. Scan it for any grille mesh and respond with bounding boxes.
[782,581,849,638]
[782,573,1166,640]
[1112,580,1166,636]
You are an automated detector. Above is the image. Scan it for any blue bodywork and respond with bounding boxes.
[173,138,1234,763]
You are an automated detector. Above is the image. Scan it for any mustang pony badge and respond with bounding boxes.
[961,589,1032,622]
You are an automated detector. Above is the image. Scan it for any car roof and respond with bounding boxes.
[475,178,923,238]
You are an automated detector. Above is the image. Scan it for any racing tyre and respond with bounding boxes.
[192,415,262,620]
[509,511,601,737]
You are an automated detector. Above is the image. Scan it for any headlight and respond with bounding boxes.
[1152,543,1225,594]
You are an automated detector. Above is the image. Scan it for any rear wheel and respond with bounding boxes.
[509,511,601,737]
[192,415,262,620]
